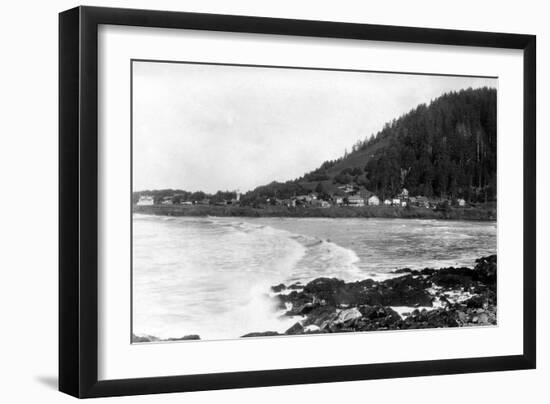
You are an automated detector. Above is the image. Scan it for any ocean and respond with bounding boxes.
[132,214,496,340]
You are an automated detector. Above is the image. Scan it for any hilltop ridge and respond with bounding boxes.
[239,87,496,205]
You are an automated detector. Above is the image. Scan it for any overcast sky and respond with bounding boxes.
[133,61,496,193]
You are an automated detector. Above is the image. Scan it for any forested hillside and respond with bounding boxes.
[241,87,497,205]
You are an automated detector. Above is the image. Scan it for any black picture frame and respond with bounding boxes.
[59,5,536,398]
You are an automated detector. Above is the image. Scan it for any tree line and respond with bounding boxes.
[362,87,496,201]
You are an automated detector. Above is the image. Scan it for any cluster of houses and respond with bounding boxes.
[136,191,240,206]
[266,186,466,209]
[136,186,467,209]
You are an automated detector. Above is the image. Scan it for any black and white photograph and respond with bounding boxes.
[131,61,498,343]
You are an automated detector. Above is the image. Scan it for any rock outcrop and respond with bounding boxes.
[247,255,497,337]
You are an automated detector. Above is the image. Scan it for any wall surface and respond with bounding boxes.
[0,0,546,402]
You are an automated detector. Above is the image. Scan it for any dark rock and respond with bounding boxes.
[285,322,305,335]
[166,334,200,341]
[359,305,401,323]
[299,275,433,308]
[241,331,281,338]
[303,305,338,327]
[132,334,159,343]
[474,255,497,284]
[279,290,312,315]
[303,277,346,305]
[430,267,476,288]
[355,305,402,330]
[265,255,496,335]
[420,268,437,276]
[399,308,460,329]
[393,268,415,274]
[465,295,485,309]
[271,283,286,293]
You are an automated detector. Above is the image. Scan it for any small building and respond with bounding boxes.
[399,188,409,199]
[180,201,193,205]
[161,197,174,205]
[384,199,392,206]
[392,198,401,206]
[136,195,154,206]
[367,195,380,206]
[401,201,408,207]
[457,198,466,207]
[333,196,344,206]
[347,195,365,207]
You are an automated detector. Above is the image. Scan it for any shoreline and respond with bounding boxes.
[253,254,497,337]
[133,204,496,221]
[132,255,497,342]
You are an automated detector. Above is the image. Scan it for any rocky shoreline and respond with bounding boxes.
[132,255,496,342]
[243,255,497,337]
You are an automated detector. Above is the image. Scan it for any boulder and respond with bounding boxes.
[132,334,159,343]
[474,255,497,284]
[303,277,346,304]
[271,283,286,293]
[303,305,338,327]
[429,267,476,288]
[465,295,485,309]
[393,268,416,274]
[166,334,201,341]
[334,307,362,326]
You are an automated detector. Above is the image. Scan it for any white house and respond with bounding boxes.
[401,201,408,207]
[137,195,154,206]
[161,197,173,205]
[367,195,380,206]
[384,199,392,206]
[457,198,466,207]
[392,198,401,206]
